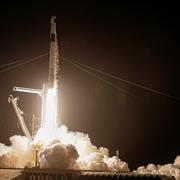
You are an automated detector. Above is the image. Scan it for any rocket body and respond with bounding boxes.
[48,16,59,88]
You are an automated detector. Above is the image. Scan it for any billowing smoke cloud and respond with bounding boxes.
[135,155,180,180]
[39,139,79,169]
[0,135,34,168]
[0,125,129,172]
[0,124,180,180]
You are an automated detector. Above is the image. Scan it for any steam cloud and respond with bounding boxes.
[39,140,79,169]
[135,155,180,180]
[0,125,129,172]
[1,125,179,180]
[0,135,34,168]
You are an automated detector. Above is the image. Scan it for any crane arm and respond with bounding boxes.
[8,95,32,141]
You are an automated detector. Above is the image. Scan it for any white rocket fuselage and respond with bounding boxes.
[48,16,59,88]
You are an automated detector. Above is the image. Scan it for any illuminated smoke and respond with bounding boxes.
[0,135,34,168]
[39,139,79,169]
[135,156,180,180]
[34,125,129,172]
[1,123,180,179]
[0,125,129,172]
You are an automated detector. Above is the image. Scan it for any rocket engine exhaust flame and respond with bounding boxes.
[42,86,58,130]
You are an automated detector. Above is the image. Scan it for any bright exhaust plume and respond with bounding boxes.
[42,87,58,130]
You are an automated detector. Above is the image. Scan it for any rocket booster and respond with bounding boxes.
[48,16,59,88]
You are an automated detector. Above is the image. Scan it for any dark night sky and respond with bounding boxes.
[0,2,179,170]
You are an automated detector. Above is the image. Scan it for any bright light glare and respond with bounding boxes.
[42,87,58,130]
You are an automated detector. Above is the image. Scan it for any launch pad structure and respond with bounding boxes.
[10,168,175,180]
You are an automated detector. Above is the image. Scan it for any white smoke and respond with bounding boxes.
[0,125,129,172]
[39,139,79,169]
[174,156,180,168]
[0,124,180,180]
[135,155,180,180]
[0,135,34,168]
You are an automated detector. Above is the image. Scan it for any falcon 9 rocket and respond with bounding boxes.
[41,16,60,129]
[48,16,59,89]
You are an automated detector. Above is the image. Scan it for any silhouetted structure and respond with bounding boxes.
[12,168,175,180]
